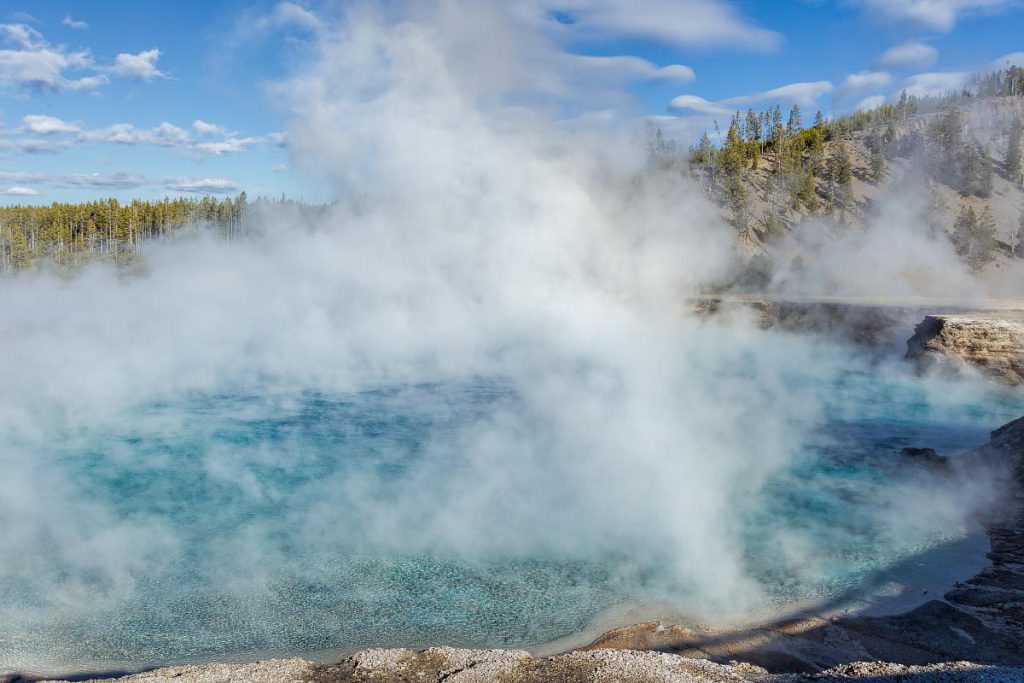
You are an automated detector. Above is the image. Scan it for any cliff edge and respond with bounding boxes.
[906,312,1024,385]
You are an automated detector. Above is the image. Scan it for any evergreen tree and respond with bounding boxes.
[1013,208,1024,258]
[868,132,886,181]
[719,116,749,230]
[646,128,679,171]
[771,106,784,146]
[828,138,854,215]
[954,204,997,270]
[814,110,824,129]
[787,104,801,135]
[689,131,716,166]
[1006,116,1022,183]
[745,109,760,146]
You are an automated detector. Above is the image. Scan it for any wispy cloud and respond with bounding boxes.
[193,120,230,137]
[193,138,262,156]
[164,177,239,194]
[566,54,695,83]
[836,70,892,100]
[0,171,240,194]
[668,94,732,116]
[2,185,39,196]
[721,80,833,108]
[3,115,284,160]
[84,122,190,147]
[62,15,89,31]
[856,0,1015,31]
[878,42,939,70]
[540,0,782,51]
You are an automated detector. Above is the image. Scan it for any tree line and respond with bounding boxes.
[0,194,332,272]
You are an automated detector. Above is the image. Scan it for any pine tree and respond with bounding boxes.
[796,169,818,211]
[1013,208,1024,258]
[1006,117,1022,184]
[787,104,801,136]
[814,110,824,129]
[745,109,760,145]
[719,116,749,230]
[954,204,997,270]
[828,138,854,215]
[868,132,886,181]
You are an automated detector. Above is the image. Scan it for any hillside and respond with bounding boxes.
[671,66,1024,295]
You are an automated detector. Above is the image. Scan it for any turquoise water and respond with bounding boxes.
[2,367,1022,676]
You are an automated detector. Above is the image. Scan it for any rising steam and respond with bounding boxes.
[0,1,1019,675]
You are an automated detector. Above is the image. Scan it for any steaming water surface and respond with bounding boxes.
[2,361,1022,676]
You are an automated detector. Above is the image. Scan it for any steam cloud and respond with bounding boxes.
[0,1,1019,674]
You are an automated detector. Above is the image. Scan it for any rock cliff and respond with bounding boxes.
[906,313,1024,385]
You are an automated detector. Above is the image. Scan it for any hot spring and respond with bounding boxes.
[2,337,1020,676]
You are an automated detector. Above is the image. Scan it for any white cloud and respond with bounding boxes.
[3,138,74,155]
[567,54,695,83]
[9,12,39,25]
[64,74,109,91]
[878,42,938,70]
[722,80,833,108]
[901,70,969,97]
[62,15,88,30]
[857,0,1015,31]
[1,23,45,50]
[256,1,325,33]
[2,186,39,196]
[108,49,164,81]
[86,122,191,147]
[22,114,81,135]
[273,164,288,173]
[540,0,782,51]
[0,171,240,194]
[193,120,229,137]
[668,94,731,116]
[0,23,96,91]
[164,177,239,194]
[836,71,892,99]
[193,137,261,156]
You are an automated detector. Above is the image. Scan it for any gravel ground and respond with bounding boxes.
[30,648,1024,683]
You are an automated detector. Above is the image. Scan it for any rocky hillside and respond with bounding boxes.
[668,68,1024,293]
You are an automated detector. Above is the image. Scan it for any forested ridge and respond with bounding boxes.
[660,65,1024,273]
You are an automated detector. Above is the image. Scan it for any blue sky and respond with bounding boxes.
[0,0,1021,204]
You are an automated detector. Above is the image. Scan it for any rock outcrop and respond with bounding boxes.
[905,313,1024,385]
